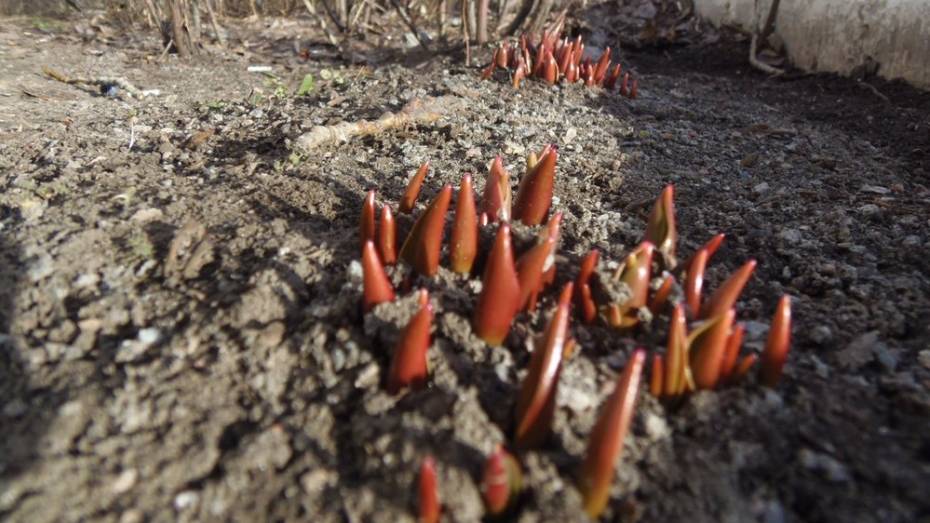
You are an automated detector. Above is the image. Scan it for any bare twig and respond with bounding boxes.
[466,0,477,42]
[438,0,447,39]
[504,0,535,36]
[462,0,472,65]
[295,96,462,151]
[302,0,341,48]
[495,0,510,33]
[749,0,784,75]
[204,0,226,46]
[527,0,552,35]
[168,0,193,57]
[43,67,150,99]
[390,0,430,50]
[857,81,890,103]
[477,0,489,43]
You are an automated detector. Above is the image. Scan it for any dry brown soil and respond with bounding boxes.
[1,13,929,523]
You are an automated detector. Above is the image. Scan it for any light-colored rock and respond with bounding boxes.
[695,0,930,89]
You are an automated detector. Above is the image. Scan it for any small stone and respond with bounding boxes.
[873,345,897,372]
[119,510,143,523]
[138,327,161,345]
[301,469,335,494]
[799,448,851,482]
[918,350,930,370]
[778,228,802,244]
[836,331,879,370]
[174,491,199,510]
[857,203,880,216]
[642,411,671,442]
[74,272,100,288]
[563,127,578,144]
[3,399,27,417]
[859,185,890,195]
[354,363,380,389]
[810,325,833,345]
[130,208,164,223]
[111,469,138,494]
[28,253,54,282]
[752,182,770,194]
[346,260,363,282]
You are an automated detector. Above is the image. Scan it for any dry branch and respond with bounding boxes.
[294,96,460,152]
[43,67,149,99]
[749,0,783,75]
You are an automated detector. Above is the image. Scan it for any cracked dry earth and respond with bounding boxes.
[1,15,930,523]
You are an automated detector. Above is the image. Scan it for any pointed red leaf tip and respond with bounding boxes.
[399,161,430,214]
[649,353,664,397]
[583,66,596,87]
[629,77,639,99]
[604,63,622,90]
[513,63,526,89]
[378,205,397,265]
[544,54,559,85]
[481,156,512,223]
[719,322,745,384]
[593,47,611,85]
[565,62,578,84]
[649,274,675,315]
[532,44,546,77]
[620,242,655,310]
[662,304,688,397]
[701,259,757,320]
[387,289,433,394]
[580,349,646,518]
[419,456,440,523]
[400,185,453,277]
[761,295,792,387]
[514,281,573,449]
[644,185,678,269]
[516,213,562,312]
[619,72,629,97]
[362,240,395,313]
[513,144,558,226]
[482,445,523,516]
[473,224,521,346]
[733,353,758,381]
[688,308,736,390]
[574,249,600,324]
[702,233,726,259]
[685,248,708,318]
[496,42,510,69]
[450,174,478,274]
[481,52,497,80]
[360,190,377,250]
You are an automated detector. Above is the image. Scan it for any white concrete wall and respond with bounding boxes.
[694,0,930,89]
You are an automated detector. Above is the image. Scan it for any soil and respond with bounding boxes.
[1,11,929,523]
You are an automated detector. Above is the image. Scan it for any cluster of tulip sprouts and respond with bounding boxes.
[358,147,792,519]
[481,19,638,97]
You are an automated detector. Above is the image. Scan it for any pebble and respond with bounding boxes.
[130,208,164,223]
[642,411,671,441]
[752,182,770,194]
[857,203,880,216]
[836,331,879,370]
[354,363,380,389]
[778,228,802,244]
[919,350,930,370]
[809,325,833,345]
[111,469,138,494]
[346,260,363,282]
[174,490,199,510]
[799,448,851,482]
[28,252,54,282]
[3,398,27,417]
